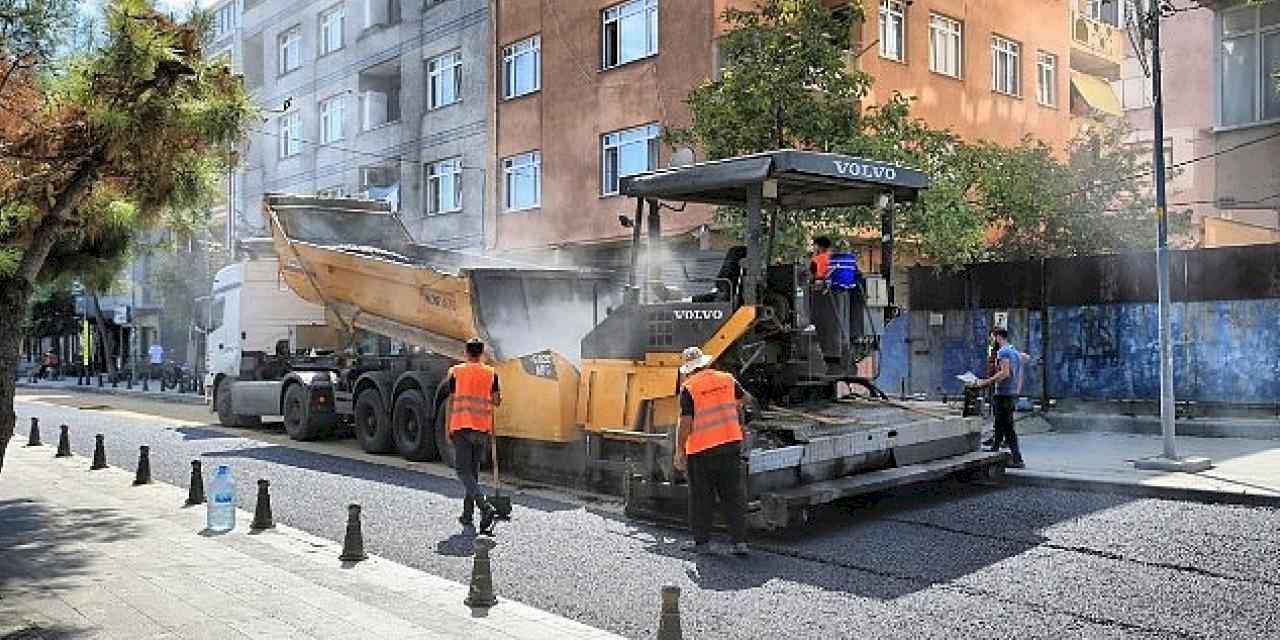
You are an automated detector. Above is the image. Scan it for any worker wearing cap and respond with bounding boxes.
[673,346,751,556]
[436,338,501,535]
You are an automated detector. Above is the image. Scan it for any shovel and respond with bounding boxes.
[488,431,512,520]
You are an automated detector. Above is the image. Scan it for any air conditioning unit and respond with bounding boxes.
[362,91,387,130]
[363,0,388,28]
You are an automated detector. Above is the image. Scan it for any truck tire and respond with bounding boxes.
[354,388,395,454]
[215,378,261,428]
[282,383,322,441]
[434,398,456,469]
[392,389,440,462]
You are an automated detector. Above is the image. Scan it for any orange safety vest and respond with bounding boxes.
[810,251,831,280]
[682,369,744,455]
[447,362,496,435]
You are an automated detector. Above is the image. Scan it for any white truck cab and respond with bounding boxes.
[204,258,329,421]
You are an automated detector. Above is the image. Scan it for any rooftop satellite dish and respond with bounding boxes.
[669,147,695,168]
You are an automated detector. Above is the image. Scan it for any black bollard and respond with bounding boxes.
[250,479,275,531]
[111,375,118,389]
[142,374,149,392]
[26,417,41,447]
[133,446,152,485]
[97,373,103,387]
[126,374,133,390]
[90,434,108,470]
[464,536,499,608]
[657,585,683,640]
[55,425,72,457]
[185,460,206,506]
[338,504,369,562]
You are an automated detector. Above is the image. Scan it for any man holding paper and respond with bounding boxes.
[967,328,1026,468]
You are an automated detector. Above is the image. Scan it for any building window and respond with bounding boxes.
[601,123,659,196]
[1037,52,1057,107]
[504,35,541,99]
[1086,0,1120,27]
[320,95,345,144]
[602,0,658,69]
[278,111,302,158]
[214,3,237,39]
[1219,5,1280,126]
[428,51,462,109]
[504,151,541,211]
[928,13,961,78]
[320,5,345,55]
[992,35,1021,97]
[879,0,905,62]
[426,157,462,214]
[278,26,301,75]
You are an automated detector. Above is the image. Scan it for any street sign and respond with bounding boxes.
[993,311,1009,330]
[114,306,130,325]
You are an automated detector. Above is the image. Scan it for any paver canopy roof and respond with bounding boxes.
[620,150,928,208]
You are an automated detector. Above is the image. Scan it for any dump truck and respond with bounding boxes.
[206,150,1007,529]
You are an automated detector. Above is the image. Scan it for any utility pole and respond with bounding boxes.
[1135,0,1209,472]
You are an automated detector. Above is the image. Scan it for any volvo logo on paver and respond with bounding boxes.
[674,309,724,321]
[833,161,897,181]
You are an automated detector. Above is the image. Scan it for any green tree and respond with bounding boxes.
[670,0,1181,267]
[0,0,253,475]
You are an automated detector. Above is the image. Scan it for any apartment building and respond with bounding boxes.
[857,0,1075,151]
[1100,1,1278,245]
[216,0,491,252]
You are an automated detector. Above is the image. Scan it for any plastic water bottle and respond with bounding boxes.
[207,465,236,532]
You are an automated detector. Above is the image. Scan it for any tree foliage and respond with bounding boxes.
[0,0,254,475]
[668,0,1177,267]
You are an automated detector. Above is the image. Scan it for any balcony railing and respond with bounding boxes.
[1070,9,1124,78]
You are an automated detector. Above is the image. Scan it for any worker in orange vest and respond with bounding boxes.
[673,346,751,556]
[809,235,833,285]
[435,338,501,536]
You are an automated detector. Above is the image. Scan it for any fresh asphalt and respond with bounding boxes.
[11,397,1279,639]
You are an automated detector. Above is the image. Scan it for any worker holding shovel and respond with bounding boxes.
[437,338,501,536]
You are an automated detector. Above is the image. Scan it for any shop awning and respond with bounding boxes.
[1070,71,1123,117]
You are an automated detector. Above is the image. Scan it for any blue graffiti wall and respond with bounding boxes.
[888,300,1280,403]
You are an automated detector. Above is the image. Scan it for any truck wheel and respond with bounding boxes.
[354,388,395,454]
[282,384,321,441]
[392,389,440,462]
[215,378,261,428]
[434,398,456,469]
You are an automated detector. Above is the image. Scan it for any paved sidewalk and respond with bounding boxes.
[15,377,206,406]
[1008,430,1280,507]
[0,442,623,640]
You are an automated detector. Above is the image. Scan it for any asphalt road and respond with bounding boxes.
[10,390,1279,639]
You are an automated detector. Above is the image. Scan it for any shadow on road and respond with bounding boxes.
[200,445,579,516]
[0,498,143,596]
[173,426,243,441]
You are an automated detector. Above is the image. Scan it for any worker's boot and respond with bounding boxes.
[1007,437,1026,469]
[478,498,497,536]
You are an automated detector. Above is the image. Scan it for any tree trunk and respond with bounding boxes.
[0,278,34,477]
[90,292,118,376]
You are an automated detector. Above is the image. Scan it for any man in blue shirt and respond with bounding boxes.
[970,328,1026,468]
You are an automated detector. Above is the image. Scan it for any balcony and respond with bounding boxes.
[1070,9,1124,80]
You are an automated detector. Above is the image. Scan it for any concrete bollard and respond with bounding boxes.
[90,434,108,470]
[464,537,499,608]
[26,417,41,447]
[657,585,683,640]
[250,479,275,531]
[55,425,72,458]
[185,460,206,506]
[133,446,152,485]
[338,504,368,562]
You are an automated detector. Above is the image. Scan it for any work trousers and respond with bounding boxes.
[687,442,747,545]
[991,395,1023,462]
[452,429,489,523]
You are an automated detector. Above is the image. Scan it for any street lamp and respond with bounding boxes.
[1133,1,1210,473]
